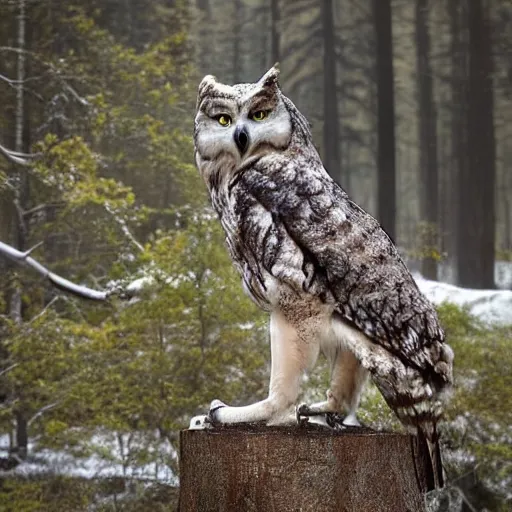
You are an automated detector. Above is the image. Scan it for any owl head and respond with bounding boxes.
[194,65,312,185]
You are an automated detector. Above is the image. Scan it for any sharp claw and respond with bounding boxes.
[297,403,310,415]
[189,400,228,430]
[325,412,346,430]
[295,404,310,426]
[296,403,326,418]
[189,415,212,430]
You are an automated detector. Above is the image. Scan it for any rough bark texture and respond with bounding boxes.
[179,424,428,512]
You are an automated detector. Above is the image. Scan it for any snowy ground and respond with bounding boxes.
[0,431,178,484]
[414,273,512,326]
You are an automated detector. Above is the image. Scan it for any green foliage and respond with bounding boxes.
[0,476,178,512]
[0,1,510,511]
[436,303,512,506]
[496,249,512,262]
[0,2,268,508]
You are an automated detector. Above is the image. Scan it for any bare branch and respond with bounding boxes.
[62,82,90,106]
[0,142,33,166]
[0,72,46,85]
[22,202,65,219]
[0,46,90,107]
[0,363,19,378]
[28,401,60,427]
[0,239,121,301]
[29,296,60,323]
[104,204,144,253]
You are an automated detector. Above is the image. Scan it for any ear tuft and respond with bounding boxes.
[196,75,218,109]
[258,64,280,88]
[198,74,217,97]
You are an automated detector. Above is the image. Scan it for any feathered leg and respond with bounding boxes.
[298,349,368,426]
[195,310,319,426]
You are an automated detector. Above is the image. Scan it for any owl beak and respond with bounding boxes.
[234,125,250,155]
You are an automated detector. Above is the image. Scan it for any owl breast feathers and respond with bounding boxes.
[193,66,453,489]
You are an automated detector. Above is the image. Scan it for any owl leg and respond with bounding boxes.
[208,310,319,426]
[298,349,368,426]
[327,349,368,425]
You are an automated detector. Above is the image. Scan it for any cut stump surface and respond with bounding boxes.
[179,424,428,512]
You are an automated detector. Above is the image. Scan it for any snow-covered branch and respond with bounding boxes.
[0,240,129,301]
[0,46,90,108]
[0,142,38,166]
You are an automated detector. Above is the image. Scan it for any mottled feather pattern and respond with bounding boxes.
[226,150,452,419]
[194,67,453,488]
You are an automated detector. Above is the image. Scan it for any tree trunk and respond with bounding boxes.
[415,0,439,280]
[373,0,397,242]
[10,0,29,460]
[322,0,341,185]
[233,0,242,83]
[270,0,280,65]
[179,425,429,512]
[456,0,496,289]
[446,0,468,285]
[196,0,212,74]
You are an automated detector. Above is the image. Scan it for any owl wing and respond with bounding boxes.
[235,157,449,382]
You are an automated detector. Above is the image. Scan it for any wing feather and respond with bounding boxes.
[233,156,449,385]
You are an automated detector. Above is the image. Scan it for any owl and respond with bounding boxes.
[193,66,454,489]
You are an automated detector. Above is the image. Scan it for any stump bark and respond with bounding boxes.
[179,424,429,512]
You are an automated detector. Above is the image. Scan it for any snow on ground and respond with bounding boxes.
[0,432,178,485]
[494,260,512,290]
[414,273,512,326]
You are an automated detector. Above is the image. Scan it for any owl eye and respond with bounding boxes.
[215,114,231,127]
[251,110,268,122]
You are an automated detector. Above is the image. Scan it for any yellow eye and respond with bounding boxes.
[251,110,268,121]
[216,114,231,127]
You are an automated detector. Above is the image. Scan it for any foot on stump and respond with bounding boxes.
[188,400,227,430]
[296,403,362,430]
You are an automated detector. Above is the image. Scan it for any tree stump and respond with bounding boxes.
[178,424,429,512]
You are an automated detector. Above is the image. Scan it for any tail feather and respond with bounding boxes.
[417,426,444,491]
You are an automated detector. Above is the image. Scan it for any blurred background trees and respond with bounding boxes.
[0,0,510,510]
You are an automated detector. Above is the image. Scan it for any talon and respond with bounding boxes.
[296,403,327,418]
[209,399,227,424]
[325,412,346,430]
[295,404,310,426]
[297,403,311,416]
[189,415,212,430]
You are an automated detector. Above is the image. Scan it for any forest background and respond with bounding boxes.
[0,0,511,510]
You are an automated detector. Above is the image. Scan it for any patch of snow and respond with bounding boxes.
[0,431,178,485]
[407,258,512,290]
[414,274,512,326]
[495,260,512,290]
